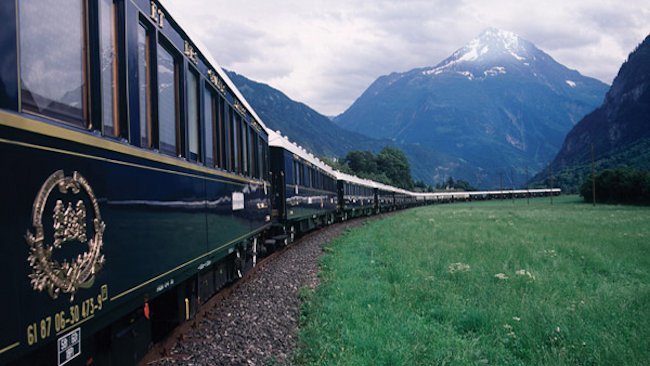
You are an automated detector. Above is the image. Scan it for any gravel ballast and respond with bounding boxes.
[146,218,369,366]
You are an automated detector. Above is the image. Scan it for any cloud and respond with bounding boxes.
[164,0,650,115]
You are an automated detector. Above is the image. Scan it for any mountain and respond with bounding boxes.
[533,34,650,191]
[335,28,609,188]
[226,71,474,184]
[226,71,371,157]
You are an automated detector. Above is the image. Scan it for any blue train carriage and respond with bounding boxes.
[0,0,272,364]
[268,130,338,243]
[393,187,416,209]
[374,182,400,212]
[413,192,432,206]
[413,192,432,205]
[335,171,378,220]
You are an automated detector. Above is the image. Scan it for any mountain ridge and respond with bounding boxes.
[334,28,609,187]
[534,34,650,191]
[226,70,475,185]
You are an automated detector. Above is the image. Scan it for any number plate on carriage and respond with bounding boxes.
[57,328,81,366]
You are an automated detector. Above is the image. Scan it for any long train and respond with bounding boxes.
[0,1,559,365]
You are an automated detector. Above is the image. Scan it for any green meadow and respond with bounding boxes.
[295,196,650,365]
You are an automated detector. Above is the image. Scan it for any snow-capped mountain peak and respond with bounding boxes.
[423,27,536,78]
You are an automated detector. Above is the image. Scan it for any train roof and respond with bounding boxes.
[334,171,378,189]
[267,130,338,177]
[158,0,269,135]
[374,181,402,193]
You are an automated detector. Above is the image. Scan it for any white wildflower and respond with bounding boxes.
[503,324,516,338]
[515,269,536,280]
[494,273,509,280]
[542,249,557,257]
[512,316,521,321]
[448,262,471,273]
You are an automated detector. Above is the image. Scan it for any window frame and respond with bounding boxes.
[135,17,154,148]
[186,67,201,163]
[231,107,239,173]
[19,0,90,128]
[97,0,120,138]
[203,84,216,168]
[156,37,180,157]
[239,115,248,176]
[217,94,226,169]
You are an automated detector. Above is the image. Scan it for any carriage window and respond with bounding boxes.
[137,23,151,147]
[264,144,270,180]
[19,0,86,125]
[217,96,226,169]
[250,128,256,177]
[187,71,200,162]
[204,87,214,167]
[240,118,248,175]
[246,126,255,178]
[307,168,312,187]
[99,0,118,136]
[257,136,264,179]
[157,42,178,156]
[294,161,300,185]
[224,103,233,171]
[231,109,239,172]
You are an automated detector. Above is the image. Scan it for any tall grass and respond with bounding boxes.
[296,196,650,365]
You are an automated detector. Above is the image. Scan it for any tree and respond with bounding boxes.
[435,176,477,191]
[320,156,352,174]
[344,150,378,175]
[446,176,455,188]
[336,147,416,189]
[377,147,413,189]
[413,180,433,192]
[580,168,650,204]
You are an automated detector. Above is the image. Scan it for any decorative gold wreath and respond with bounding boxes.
[25,170,106,302]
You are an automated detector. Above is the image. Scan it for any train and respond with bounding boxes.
[0,1,559,365]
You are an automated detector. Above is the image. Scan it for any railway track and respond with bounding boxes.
[140,215,381,366]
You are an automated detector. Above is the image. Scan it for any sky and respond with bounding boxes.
[163,0,650,116]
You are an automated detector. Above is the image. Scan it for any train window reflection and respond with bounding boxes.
[241,118,248,175]
[204,87,214,167]
[99,0,118,136]
[157,42,178,156]
[225,103,232,171]
[187,71,200,162]
[137,23,150,147]
[232,109,239,172]
[217,96,226,169]
[250,127,256,178]
[19,0,86,125]
[257,136,264,179]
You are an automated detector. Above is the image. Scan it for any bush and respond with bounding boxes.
[580,168,650,204]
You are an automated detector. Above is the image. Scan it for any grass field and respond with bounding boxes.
[295,196,650,365]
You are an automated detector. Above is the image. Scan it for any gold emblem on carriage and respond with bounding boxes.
[25,170,106,301]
